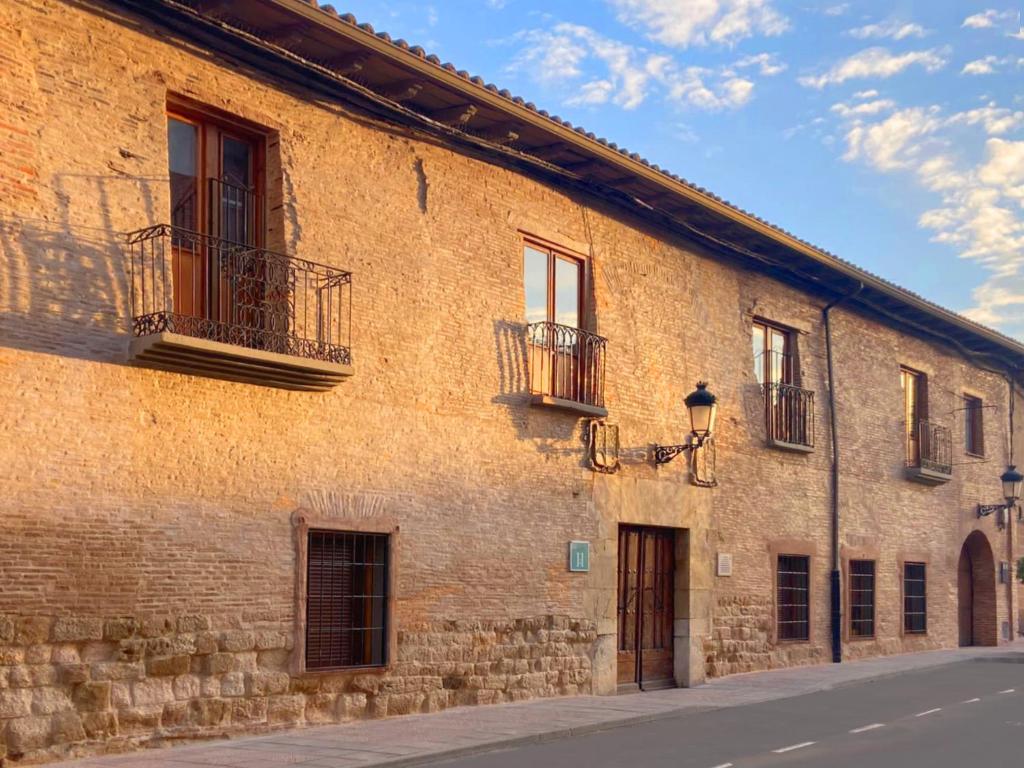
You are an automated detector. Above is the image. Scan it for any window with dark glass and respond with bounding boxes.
[965,395,984,456]
[777,555,810,641]
[305,530,389,670]
[900,367,927,465]
[849,560,875,638]
[166,112,264,246]
[904,562,927,634]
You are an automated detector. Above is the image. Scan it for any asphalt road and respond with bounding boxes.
[429,660,1024,768]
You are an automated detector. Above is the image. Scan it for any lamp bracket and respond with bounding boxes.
[978,503,1008,518]
[654,434,702,465]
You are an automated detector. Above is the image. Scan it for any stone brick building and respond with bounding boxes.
[2,0,1023,763]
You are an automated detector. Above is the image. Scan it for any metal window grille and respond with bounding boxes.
[904,562,927,634]
[777,555,810,641]
[849,560,875,638]
[305,530,389,670]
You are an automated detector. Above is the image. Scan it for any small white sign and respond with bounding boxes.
[717,553,733,577]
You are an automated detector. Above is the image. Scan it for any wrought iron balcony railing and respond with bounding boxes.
[906,418,952,478]
[763,382,815,450]
[526,321,607,414]
[127,225,352,387]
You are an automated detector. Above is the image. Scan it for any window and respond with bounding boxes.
[752,320,793,387]
[849,560,875,638]
[523,242,606,411]
[167,111,264,246]
[900,367,927,465]
[523,243,582,329]
[777,555,810,641]
[965,395,985,456]
[305,530,389,670]
[904,562,927,634]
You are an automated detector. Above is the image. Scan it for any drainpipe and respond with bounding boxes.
[823,282,863,664]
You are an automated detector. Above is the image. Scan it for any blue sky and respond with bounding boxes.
[338,1,1024,337]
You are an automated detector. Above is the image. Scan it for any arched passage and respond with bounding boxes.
[958,530,997,646]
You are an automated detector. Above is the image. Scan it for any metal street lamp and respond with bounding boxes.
[978,465,1023,529]
[655,382,719,465]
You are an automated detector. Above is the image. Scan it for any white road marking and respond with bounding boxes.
[849,723,885,733]
[773,742,816,754]
[915,708,942,717]
[1000,689,1016,694]
[963,698,981,704]
[709,763,734,768]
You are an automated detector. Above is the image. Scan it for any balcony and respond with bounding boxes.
[526,322,607,417]
[764,383,815,452]
[905,419,952,484]
[127,225,352,390]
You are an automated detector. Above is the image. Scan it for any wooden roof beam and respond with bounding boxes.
[528,142,571,161]
[261,25,306,48]
[325,51,369,76]
[379,80,425,102]
[428,103,478,126]
[476,122,520,145]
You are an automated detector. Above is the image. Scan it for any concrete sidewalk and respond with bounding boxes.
[60,643,1024,768]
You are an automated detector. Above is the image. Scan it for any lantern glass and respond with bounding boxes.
[1001,465,1023,504]
[684,382,718,443]
[690,403,717,439]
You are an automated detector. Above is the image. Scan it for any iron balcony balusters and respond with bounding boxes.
[763,382,815,450]
[526,321,607,409]
[128,224,352,366]
[906,418,953,477]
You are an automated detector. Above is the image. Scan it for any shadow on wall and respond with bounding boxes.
[0,173,163,362]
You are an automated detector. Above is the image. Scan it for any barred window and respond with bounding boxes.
[849,560,875,638]
[306,530,389,670]
[904,562,927,634]
[777,555,810,641]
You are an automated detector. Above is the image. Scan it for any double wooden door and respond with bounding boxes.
[617,525,675,690]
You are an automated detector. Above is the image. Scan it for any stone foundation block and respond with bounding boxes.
[266,694,305,725]
[73,681,111,712]
[146,655,190,677]
[6,716,51,755]
[52,618,103,643]
[81,711,118,740]
[230,696,267,725]
[117,705,163,736]
[15,617,53,646]
[51,711,86,744]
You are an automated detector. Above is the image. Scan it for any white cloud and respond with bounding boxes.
[832,98,1024,331]
[961,9,1015,29]
[847,19,928,41]
[962,56,999,75]
[733,52,787,76]
[830,98,897,118]
[509,23,758,111]
[610,0,789,48]
[799,47,947,89]
[853,89,880,99]
[823,4,850,16]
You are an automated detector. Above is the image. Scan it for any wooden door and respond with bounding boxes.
[617,525,675,690]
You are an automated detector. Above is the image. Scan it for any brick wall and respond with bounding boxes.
[0,0,1019,763]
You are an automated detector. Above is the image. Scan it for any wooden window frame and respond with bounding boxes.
[900,366,928,465]
[848,559,876,640]
[522,236,586,330]
[964,394,985,458]
[752,318,796,387]
[902,561,928,636]
[166,97,269,246]
[291,511,399,676]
